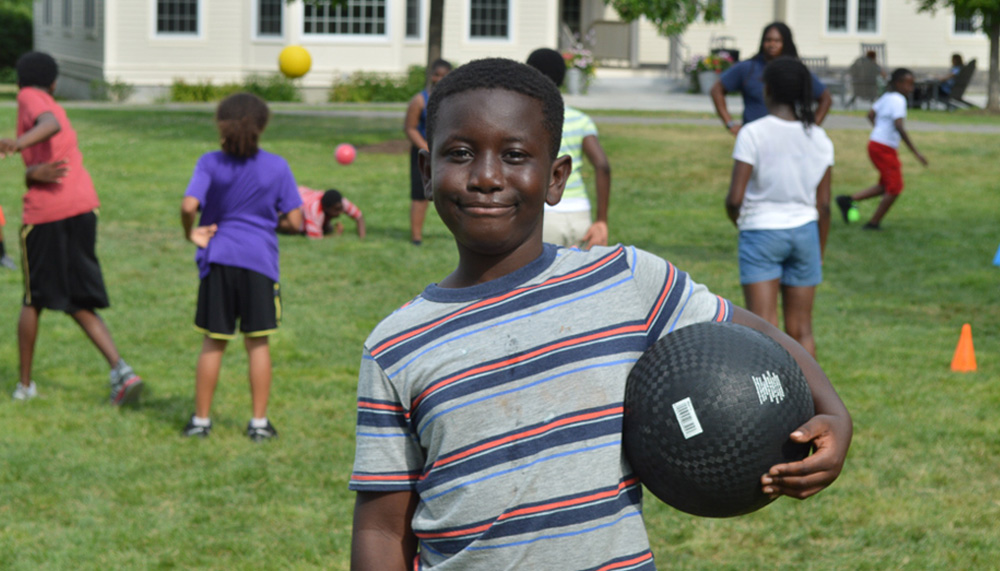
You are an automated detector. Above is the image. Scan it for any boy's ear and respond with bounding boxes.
[418,148,433,200]
[545,154,572,207]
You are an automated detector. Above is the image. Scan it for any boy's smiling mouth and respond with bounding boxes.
[458,201,516,216]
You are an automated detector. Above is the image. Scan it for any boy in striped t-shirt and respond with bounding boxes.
[350,58,852,570]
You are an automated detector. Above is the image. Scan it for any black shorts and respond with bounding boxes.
[21,210,110,313]
[410,146,428,201]
[195,264,281,339]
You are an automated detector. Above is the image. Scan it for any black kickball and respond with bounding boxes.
[623,321,815,518]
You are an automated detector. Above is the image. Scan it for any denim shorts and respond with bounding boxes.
[738,222,821,287]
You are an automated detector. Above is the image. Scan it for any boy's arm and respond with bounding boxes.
[351,490,418,570]
[0,112,61,157]
[282,208,303,234]
[816,167,832,259]
[181,196,216,248]
[814,89,833,126]
[580,134,610,248]
[725,160,753,227]
[355,213,366,239]
[895,118,928,166]
[403,94,428,150]
[730,306,852,499]
[866,109,876,125]
[25,159,69,185]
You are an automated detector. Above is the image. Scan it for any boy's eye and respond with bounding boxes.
[447,148,472,160]
[504,149,528,161]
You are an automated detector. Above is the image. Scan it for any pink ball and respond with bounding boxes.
[335,143,356,165]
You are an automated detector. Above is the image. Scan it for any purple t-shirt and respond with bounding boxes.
[185,149,302,282]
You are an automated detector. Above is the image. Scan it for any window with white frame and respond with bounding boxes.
[156,0,199,34]
[470,0,509,39]
[257,0,283,37]
[43,0,53,26]
[406,0,421,39]
[954,12,981,34]
[84,0,96,29]
[303,0,387,36]
[62,0,72,27]
[827,0,877,34]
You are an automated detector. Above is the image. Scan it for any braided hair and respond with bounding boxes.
[216,92,270,158]
[762,57,815,128]
[426,58,564,160]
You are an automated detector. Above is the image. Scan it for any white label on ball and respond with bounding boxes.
[752,370,786,405]
[673,397,703,439]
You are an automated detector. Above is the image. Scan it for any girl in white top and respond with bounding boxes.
[726,57,834,358]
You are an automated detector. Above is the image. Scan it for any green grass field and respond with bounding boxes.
[1,104,998,569]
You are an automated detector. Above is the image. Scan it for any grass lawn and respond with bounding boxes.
[1,104,998,569]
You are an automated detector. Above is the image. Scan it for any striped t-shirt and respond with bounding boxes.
[547,106,598,214]
[298,186,362,238]
[351,244,732,570]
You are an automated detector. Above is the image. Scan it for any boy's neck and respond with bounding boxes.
[768,103,797,121]
[441,240,546,289]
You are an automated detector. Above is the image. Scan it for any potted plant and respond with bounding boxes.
[563,33,597,95]
[686,52,734,95]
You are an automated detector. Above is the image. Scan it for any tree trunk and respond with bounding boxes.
[989,17,999,112]
[426,0,444,68]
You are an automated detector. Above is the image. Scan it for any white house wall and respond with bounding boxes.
[33,0,106,99]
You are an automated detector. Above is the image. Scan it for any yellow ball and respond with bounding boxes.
[279,45,312,79]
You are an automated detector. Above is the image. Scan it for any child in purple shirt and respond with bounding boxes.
[180,93,302,440]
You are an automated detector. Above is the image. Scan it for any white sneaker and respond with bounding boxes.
[12,381,38,401]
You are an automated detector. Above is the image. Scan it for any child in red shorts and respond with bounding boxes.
[836,68,928,230]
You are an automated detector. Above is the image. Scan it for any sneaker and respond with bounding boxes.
[862,222,882,231]
[246,419,278,441]
[835,195,858,224]
[12,381,37,401]
[0,254,16,270]
[182,415,212,438]
[109,361,143,406]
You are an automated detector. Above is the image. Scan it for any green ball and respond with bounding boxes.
[847,208,860,222]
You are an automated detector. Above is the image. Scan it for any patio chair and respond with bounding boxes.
[927,59,977,111]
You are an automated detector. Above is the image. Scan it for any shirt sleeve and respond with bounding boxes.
[719,60,747,93]
[341,198,363,221]
[17,89,49,133]
[628,247,733,347]
[810,72,827,98]
[731,125,756,165]
[889,94,908,120]
[350,347,425,492]
[275,159,302,214]
[184,155,212,203]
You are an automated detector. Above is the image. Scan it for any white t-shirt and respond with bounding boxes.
[732,115,835,231]
[869,91,907,148]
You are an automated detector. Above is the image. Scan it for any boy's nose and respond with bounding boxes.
[467,154,503,192]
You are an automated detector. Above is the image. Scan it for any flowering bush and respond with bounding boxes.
[684,51,735,75]
[562,30,597,93]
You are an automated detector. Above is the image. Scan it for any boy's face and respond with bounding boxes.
[421,88,569,260]
[895,74,915,96]
[323,204,344,219]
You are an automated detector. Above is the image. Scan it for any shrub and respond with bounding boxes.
[329,65,427,103]
[0,0,32,71]
[169,74,300,103]
[90,78,136,103]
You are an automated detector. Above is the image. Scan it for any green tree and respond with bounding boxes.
[0,0,34,74]
[916,0,1000,112]
[607,0,723,36]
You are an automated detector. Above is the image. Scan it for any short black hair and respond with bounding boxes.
[216,92,270,158]
[429,58,453,73]
[321,189,343,208]
[526,48,566,88]
[763,57,815,127]
[426,58,564,160]
[16,52,59,89]
[889,68,914,89]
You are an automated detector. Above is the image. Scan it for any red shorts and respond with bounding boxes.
[0,205,6,226]
[868,140,904,195]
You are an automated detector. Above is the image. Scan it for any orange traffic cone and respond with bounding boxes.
[950,323,977,372]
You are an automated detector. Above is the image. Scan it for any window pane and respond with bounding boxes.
[63,0,71,27]
[84,0,96,29]
[470,0,509,38]
[954,16,974,33]
[406,0,420,37]
[857,0,877,32]
[302,0,387,36]
[827,0,847,31]
[258,0,282,36]
[157,0,199,34]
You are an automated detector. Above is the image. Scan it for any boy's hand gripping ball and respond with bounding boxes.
[279,45,312,79]
[335,144,356,165]
[623,321,815,518]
